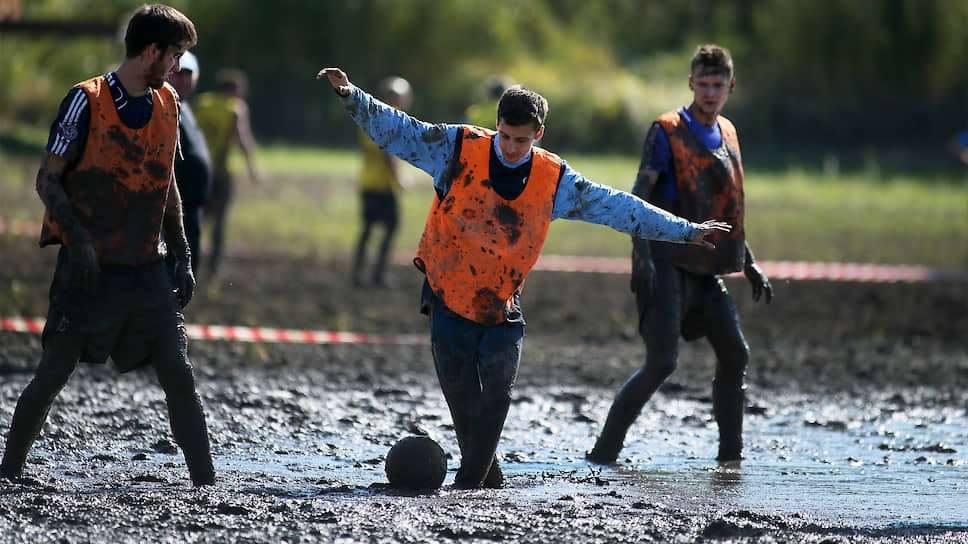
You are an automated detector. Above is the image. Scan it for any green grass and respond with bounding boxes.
[2,140,966,269]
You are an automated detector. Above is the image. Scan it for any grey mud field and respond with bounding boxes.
[1,235,967,543]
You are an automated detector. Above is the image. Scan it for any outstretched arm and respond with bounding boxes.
[691,220,732,248]
[552,162,730,245]
[318,67,353,97]
[316,66,459,186]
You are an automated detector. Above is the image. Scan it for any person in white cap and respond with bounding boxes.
[167,50,212,272]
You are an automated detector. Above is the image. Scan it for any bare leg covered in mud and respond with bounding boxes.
[588,261,748,464]
[430,308,521,489]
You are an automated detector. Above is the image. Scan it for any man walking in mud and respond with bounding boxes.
[587,44,773,465]
[0,4,215,487]
[318,67,731,489]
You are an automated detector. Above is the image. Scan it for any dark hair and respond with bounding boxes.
[496,85,548,130]
[690,44,733,79]
[124,4,197,58]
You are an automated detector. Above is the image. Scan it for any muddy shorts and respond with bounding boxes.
[43,246,185,372]
[636,260,737,341]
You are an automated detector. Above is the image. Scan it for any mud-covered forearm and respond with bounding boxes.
[35,153,90,248]
[163,177,191,263]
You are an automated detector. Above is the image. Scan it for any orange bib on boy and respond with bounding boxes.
[650,111,746,275]
[416,126,562,325]
[40,76,179,266]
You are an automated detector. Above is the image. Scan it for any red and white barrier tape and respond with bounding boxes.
[0,317,426,345]
[531,255,967,282]
[0,218,40,237]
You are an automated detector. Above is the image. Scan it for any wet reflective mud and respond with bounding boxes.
[1,334,966,543]
[1,237,966,543]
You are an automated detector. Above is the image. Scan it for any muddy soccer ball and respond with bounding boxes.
[385,435,447,490]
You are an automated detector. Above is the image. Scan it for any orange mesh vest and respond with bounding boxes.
[40,76,179,266]
[649,111,746,275]
[415,126,562,325]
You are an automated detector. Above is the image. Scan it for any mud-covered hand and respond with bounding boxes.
[689,220,732,249]
[173,259,196,309]
[744,260,773,304]
[69,241,100,293]
[316,68,353,97]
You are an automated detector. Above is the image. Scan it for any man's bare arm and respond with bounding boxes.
[234,101,260,182]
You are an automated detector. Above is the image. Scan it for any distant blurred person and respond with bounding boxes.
[0,4,214,487]
[194,68,260,278]
[352,76,412,287]
[587,44,773,466]
[947,127,968,167]
[166,50,212,272]
[463,76,513,129]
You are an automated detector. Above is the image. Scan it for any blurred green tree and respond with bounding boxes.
[2,0,966,164]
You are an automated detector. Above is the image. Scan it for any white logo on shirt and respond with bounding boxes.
[57,120,79,142]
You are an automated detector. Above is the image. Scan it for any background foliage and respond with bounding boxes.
[2,0,968,169]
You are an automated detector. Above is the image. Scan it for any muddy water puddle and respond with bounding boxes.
[503,386,967,529]
[2,363,967,539]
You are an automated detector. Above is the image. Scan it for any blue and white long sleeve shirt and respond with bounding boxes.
[339,87,699,243]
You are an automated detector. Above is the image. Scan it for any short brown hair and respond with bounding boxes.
[497,85,548,130]
[124,4,197,58]
[691,44,733,79]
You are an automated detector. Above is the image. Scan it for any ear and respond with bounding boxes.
[535,125,545,141]
[729,78,736,93]
[688,76,694,91]
[143,42,163,61]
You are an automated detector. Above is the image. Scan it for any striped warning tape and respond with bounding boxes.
[0,317,426,345]
[0,218,39,237]
[531,255,968,282]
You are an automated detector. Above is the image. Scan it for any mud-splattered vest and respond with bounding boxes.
[415,126,562,325]
[648,111,745,275]
[40,76,179,266]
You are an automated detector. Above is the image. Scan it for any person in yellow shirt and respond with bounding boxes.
[193,68,260,278]
[352,76,412,287]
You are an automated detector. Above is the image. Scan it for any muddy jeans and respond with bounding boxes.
[430,304,523,488]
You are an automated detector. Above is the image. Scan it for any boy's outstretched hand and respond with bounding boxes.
[690,220,732,249]
[316,68,353,97]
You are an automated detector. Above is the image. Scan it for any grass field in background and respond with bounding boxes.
[1,143,966,269]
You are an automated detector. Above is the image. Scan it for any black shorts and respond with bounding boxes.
[636,260,737,342]
[361,190,398,225]
[43,247,185,372]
